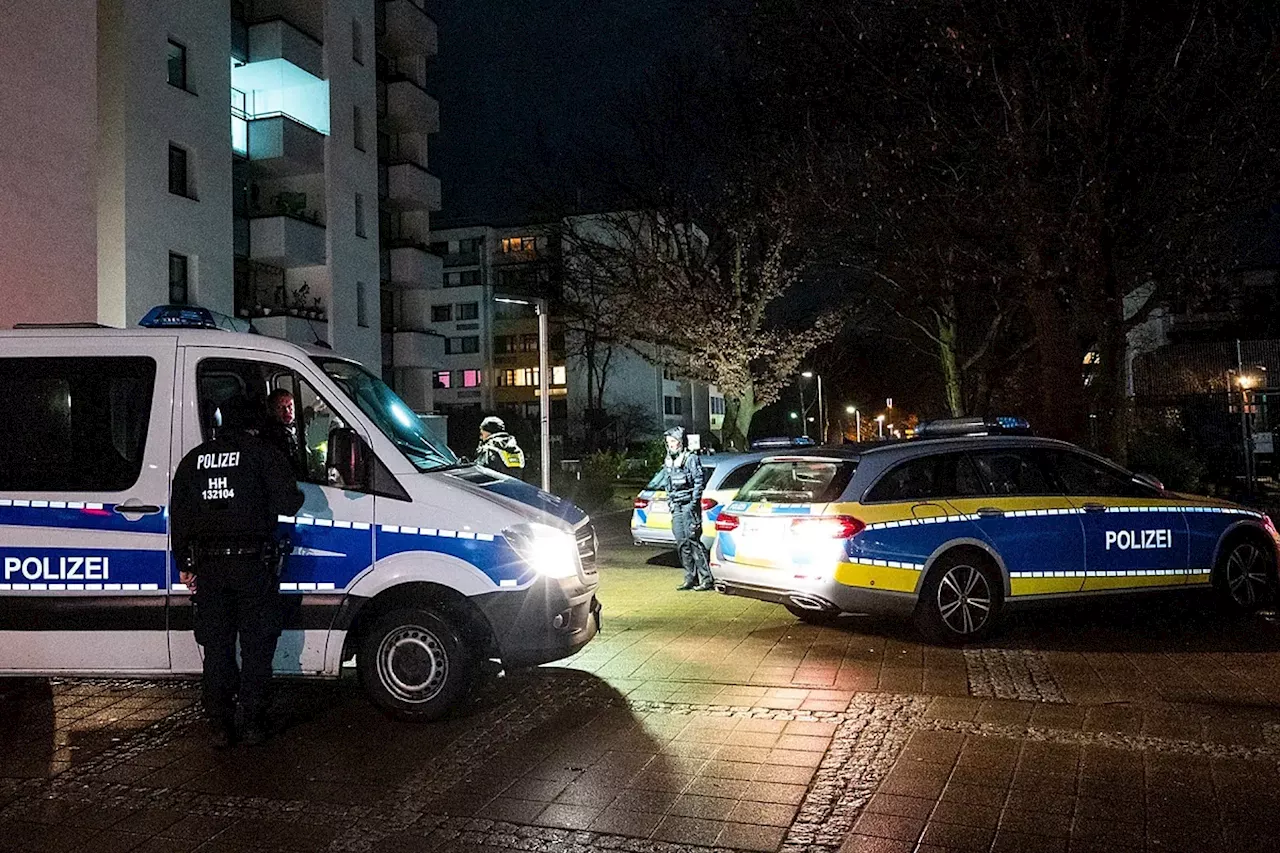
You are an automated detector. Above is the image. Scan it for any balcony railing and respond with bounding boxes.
[382,0,438,58]
[381,76,440,134]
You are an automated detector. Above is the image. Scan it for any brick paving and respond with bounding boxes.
[1,527,1280,852]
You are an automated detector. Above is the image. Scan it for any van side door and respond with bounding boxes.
[0,336,176,672]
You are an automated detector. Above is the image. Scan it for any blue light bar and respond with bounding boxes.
[916,417,1033,438]
[139,305,220,329]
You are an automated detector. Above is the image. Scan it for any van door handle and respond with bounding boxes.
[114,503,162,516]
[976,506,1004,518]
[1082,503,1107,514]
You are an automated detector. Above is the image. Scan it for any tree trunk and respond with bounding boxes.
[722,384,756,451]
[1025,281,1088,443]
[937,304,965,417]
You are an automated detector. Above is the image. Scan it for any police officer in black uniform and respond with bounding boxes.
[171,395,304,748]
[658,427,714,591]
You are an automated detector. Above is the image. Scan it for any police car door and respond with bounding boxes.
[1046,449,1190,591]
[0,335,175,672]
[169,350,375,676]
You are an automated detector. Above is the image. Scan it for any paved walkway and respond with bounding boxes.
[1,538,1279,853]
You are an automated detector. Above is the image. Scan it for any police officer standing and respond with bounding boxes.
[658,427,714,591]
[171,395,304,748]
[474,415,526,479]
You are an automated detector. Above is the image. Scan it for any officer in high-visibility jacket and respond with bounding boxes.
[658,427,713,591]
[170,395,304,748]
[475,416,526,480]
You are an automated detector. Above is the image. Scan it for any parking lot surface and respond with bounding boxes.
[3,513,1279,853]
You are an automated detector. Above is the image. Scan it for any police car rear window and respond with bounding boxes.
[0,357,155,492]
[737,459,857,504]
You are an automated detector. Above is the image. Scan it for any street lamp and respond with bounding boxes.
[801,371,826,443]
[845,405,860,442]
[875,413,885,439]
[495,295,550,492]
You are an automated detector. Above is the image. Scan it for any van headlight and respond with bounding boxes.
[504,522,580,579]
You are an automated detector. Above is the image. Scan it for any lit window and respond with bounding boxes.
[552,365,566,385]
[500,236,535,253]
[432,370,451,389]
[169,253,189,304]
[457,302,479,321]
[463,370,483,388]
[167,40,187,90]
[431,304,452,323]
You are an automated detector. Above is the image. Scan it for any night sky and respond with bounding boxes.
[426,0,699,228]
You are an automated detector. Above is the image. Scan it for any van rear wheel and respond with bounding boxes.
[358,607,473,721]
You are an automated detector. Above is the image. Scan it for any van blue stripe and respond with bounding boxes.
[0,504,167,535]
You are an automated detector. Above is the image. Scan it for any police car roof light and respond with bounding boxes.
[750,436,817,450]
[139,305,220,330]
[915,416,1032,438]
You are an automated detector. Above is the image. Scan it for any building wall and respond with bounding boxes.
[99,0,235,328]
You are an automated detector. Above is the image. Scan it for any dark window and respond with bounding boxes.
[353,105,365,151]
[865,452,985,503]
[445,270,481,287]
[0,357,156,492]
[1047,450,1155,498]
[457,302,479,321]
[446,336,479,355]
[739,459,858,504]
[351,18,363,63]
[716,463,758,492]
[168,144,189,197]
[494,334,513,353]
[167,40,187,89]
[664,395,683,415]
[431,305,452,323]
[356,281,369,327]
[168,253,189,304]
[969,449,1056,496]
[354,193,366,237]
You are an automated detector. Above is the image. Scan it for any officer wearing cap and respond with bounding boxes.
[475,415,526,480]
[658,426,713,591]
[171,394,304,748]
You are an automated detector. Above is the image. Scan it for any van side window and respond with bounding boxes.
[0,357,155,492]
[196,358,351,488]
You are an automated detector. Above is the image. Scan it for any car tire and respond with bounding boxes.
[914,551,1003,645]
[1213,535,1274,615]
[358,606,475,721]
[784,603,841,625]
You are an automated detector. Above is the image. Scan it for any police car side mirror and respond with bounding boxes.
[326,427,368,490]
[1134,472,1165,492]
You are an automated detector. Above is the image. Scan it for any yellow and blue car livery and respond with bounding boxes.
[711,434,1280,642]
[631,452,767,549]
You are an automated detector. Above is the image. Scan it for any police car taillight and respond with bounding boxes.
[701,498,718,511]
[790,515,865,539]
[715,513,740,532]
[633,497,650,509]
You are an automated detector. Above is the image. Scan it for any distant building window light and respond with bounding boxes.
[168,144,192,198]
[462,370,483,388]
[552,365,566,386]
[169,253,190,304]
[457,302,479,321]
[167,40,188,90]
[433,370,450,389]
[500,236,535,254]
[431,304,452,323]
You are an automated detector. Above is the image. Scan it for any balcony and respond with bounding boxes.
[382,161,441,211]
[382,0,438,58]
[381,77,440,134]
[384,241,443,288]
[250,0,324,44]
[247,19,324,79]
[248,115,324,176]
[250,214,326,268]
[392,329,444,368]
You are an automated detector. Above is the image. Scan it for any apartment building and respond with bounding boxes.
[429,218,724,450]
[2,0,442,382]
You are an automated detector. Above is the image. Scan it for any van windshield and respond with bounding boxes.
[314,358,458,472]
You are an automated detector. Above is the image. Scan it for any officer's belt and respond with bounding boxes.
[195,540,271,557]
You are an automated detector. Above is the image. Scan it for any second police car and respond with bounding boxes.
[711,418,1279,642]
[0,307,600,719]
[631,452,770,549]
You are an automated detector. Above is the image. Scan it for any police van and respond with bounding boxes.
[711,418,1280,643]
[0,307,600,719]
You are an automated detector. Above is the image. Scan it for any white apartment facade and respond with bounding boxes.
[2,0,442,384]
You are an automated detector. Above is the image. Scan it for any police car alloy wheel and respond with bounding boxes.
[359,607,472,721]
[915,552,1003,644]
[1214,539,1274,613]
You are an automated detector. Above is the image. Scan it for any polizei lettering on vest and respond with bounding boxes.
[3,555,111,581]
[196,452,241,470]
[1104,529,1173,550]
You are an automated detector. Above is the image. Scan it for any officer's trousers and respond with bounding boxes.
[671,501,712,587]
[193,557,282,724]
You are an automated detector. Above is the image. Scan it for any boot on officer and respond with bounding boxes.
[659,426,714,591]
[171,394,304,748]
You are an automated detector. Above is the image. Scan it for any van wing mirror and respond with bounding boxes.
[326,427,368,490]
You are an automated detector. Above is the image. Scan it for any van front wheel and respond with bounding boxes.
[358,607,473,721]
